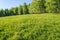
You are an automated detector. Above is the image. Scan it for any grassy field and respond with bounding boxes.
[0,14,60,40]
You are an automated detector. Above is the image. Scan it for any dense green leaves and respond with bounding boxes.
[18,5,23,15]
[23,3,29,14]
[29,0,46,13]
[0,9,5,17]
[46,0,60,13]
[10,7,18,15]
[5,9,12,16]
[0,2,29,17]
[0,0,60,17]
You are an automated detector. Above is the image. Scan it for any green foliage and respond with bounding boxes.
[0,14,60,40]
[10,8,16,15]
[0,0,60,17]
[23,3,29,14]
[46,0,60,13]
[0,3,29,17]
[15,7,19,15]
[29,0,46,13]
[4,9,12,16]
[0,9,5,16]
[10,7,18,15]
[18,5,23,15]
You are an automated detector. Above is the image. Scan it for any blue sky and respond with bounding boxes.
[0,0,32,9]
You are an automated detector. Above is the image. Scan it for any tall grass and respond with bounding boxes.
[0,14,60,40]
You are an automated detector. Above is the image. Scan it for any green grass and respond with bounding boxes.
[0,14,60,40]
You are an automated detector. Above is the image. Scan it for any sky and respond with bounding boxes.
[0,0,32,9]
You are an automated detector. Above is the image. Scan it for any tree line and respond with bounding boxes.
[0,0,60,17]
[0,3,29,17]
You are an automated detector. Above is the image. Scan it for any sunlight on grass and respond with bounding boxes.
[0,14,60,40]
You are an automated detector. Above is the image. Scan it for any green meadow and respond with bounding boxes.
[0,14,60,40]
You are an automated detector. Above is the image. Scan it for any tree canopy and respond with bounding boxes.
[0,0,60,17]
